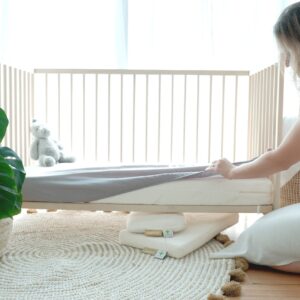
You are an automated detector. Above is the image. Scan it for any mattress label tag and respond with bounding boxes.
[154,249,168,260]
[163,229,173,238]
[142,247,157,255]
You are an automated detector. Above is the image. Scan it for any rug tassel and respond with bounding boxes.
[229,268,246,282]
[221,280,241,297]
[235,257,249,272]
[214,233,230,244]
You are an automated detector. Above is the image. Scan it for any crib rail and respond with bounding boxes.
[0,64,34,166]
[34,68,250,165]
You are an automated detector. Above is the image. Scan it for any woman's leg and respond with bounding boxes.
[272,261,300,273]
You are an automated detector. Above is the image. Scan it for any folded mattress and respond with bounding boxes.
[23,162,273,205]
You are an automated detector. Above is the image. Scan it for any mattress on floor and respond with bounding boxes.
[24,163,273,205]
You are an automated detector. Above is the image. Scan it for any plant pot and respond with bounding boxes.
[0,218,13,257]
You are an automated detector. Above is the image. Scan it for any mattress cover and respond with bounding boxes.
[23,162,273,205]
[92,176,272,206]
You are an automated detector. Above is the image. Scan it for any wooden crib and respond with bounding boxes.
[0,62,284,213]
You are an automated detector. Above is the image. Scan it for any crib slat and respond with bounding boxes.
[23,71,27,165]
[45,73,48,123]
[195,75,200,162]
[233,75,238,161]
[221,75,225,158]
[170,75,174,162]
[132,74,135,162]
[3,65,7,145]
[27,72,31,166]
[267,66,272,150]
[183,74,187,162]
[14,68,18,156]
[272,66,278,149]
[57,74,61,141]
[18,70,23,161]
[145,74,149,162]
[9,66,13,149]
[247,74,253,159]
[108,74,111,161]
[208,75,212,163]
[82,74,86,159]
[263,67,268,153]
[95,74,98,160]
[158,74,161,162]
[70,74,74,152]
[120,74,123,162]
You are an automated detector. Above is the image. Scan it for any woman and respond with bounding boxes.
[208,2,300,273]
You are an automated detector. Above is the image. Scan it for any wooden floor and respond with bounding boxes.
[238,264,300,299]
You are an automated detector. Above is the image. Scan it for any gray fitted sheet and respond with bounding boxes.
[23,163,218,203]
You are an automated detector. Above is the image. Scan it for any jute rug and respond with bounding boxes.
[0,211,234,299]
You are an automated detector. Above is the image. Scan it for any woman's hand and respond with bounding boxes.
[206,158,235,179]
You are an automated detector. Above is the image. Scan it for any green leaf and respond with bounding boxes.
[0,108,8,143]
[0,108,25,220]
[0,189,21,219]
[0,147,25,192]
[0,176,17,190]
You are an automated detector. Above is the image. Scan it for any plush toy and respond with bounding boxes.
[30,119,75,167]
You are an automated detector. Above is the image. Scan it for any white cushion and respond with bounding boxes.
[211,203,300,266]
[120,213,239,258]
[127,212,186,233]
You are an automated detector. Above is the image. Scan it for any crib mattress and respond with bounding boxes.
[23,163,273,206]
[92,177,272,206]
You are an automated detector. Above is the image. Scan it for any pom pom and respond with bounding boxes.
[215,233,230,244]
[221,281,241,297]
[229,268,246,282]
[235,257,249,271]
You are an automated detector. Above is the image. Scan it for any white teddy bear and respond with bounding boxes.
[30,119,75,167]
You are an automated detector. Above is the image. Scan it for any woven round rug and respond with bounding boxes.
[0,211,234,300]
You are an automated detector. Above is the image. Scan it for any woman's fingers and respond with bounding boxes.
[205,158,234,178]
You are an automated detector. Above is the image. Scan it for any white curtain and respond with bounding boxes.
[128,0,298,70]
[0,0,127,69]
[0,0,298,69]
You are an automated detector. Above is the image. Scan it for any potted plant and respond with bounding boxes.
[0,107,26,257]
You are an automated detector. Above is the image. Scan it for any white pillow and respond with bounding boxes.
[126,212,186,233]
[210,203,300,266]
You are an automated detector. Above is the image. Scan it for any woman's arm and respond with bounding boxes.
[209,119,300,179]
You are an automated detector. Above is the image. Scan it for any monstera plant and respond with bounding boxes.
[0,107,26,256]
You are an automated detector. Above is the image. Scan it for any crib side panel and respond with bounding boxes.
[248,62,284,210]
[248,63,284,158]
[0,64,34,166]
